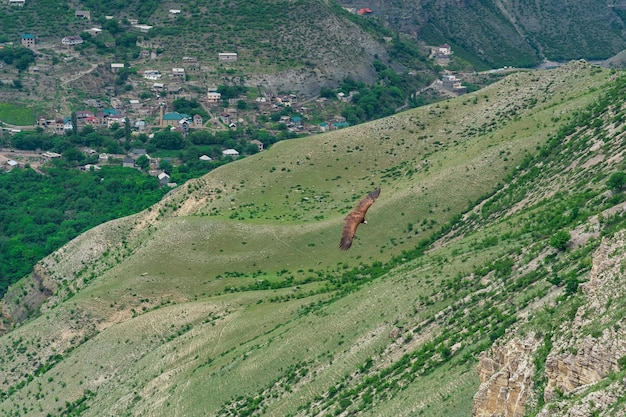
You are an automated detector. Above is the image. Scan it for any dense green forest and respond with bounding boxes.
[0,166,169,297]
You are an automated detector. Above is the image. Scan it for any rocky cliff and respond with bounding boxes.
[473,228,626,416]
[473,333,542,417]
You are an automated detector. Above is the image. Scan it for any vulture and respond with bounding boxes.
[339,188,381,250]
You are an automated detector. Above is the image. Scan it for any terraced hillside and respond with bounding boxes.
[2,61,626,416]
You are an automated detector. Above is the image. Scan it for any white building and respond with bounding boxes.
[222,149,239,158]
[218,52,238,62]
[62,36,83,46]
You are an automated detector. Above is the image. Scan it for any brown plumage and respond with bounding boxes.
[339,188,380,250]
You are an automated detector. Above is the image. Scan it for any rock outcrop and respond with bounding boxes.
[473,333,542,417]
[474,230,626,416]
[537,231,626,416]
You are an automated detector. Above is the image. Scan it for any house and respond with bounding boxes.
[158,172,170,185]
[193,114,203,126]
[219,112,231,124]
[222,149,239,158]
[106,114,126,127]
[178,119,190,133]
[182,56,196,63]
[75,10,91,20]
[207,90,221,103]
[142,70,161,80]
[61,36,83,46]
[250,140,264,152]
[8,0,25,6]
[161,111,189,127]
[131,148,147,158]
[122,157,135,168]
[6,160,19,170]
[358,7,372,14]
[21,33,35,48]
[199,155,212,161]
[37,116,49,127]
[218,52,237,62]
[276,95,294,106]
[41,151,62,159]
[290,116,302,128]
[83,116,100,126]
[438,44,452,56]
[63,117,74,132]
[75,110,94,119]
[169,9,181,15]
[172,67,185,78]
[85,28,102,36]
[439,74,467,95]
[132,24,153,33]
[53,119,65,135]
[103,108,121,116]
[110,63,124,72]
[135,120,147,132]
[80,164,100,171]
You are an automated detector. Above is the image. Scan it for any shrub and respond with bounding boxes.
[549,230,570,251]
[607,172,626,192]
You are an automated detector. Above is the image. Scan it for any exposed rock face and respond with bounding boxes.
[474,230,626,416]
[543,333,624,401]
[473,333,542,417]
[541,231,626,409]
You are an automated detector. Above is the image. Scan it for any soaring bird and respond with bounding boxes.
[340,188,380,250]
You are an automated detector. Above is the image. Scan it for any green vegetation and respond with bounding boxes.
[337,60,436,124]
[0,46,35,72]
[0,166,168,297]
[0,102,37,126]
[1,62,626,417]
[607,172,626,192]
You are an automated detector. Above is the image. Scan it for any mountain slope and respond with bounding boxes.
[0,0,403,99]
[341,0,626,68]
[1,62,624,416]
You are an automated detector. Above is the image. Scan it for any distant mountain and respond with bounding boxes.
[3,61,626,415]
[338,0,626,68]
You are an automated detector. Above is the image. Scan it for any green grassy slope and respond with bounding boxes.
[0,62,619,416]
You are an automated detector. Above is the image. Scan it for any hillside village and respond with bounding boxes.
[0,1,472,177]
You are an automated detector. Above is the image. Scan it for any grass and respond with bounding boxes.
[0,62,621,416]
[0,101,37,126]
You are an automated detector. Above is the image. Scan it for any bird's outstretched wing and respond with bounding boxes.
[339,188,380,250]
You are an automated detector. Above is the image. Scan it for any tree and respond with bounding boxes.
[135,154,150,170]
[159,159,173,174]
[124,118,132,141]
[236,100,249,110]
[607,172,626,192]
[62,147,86,163]
[549,230,570,251]
[152,130,185,149]
[71,112,78,137]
